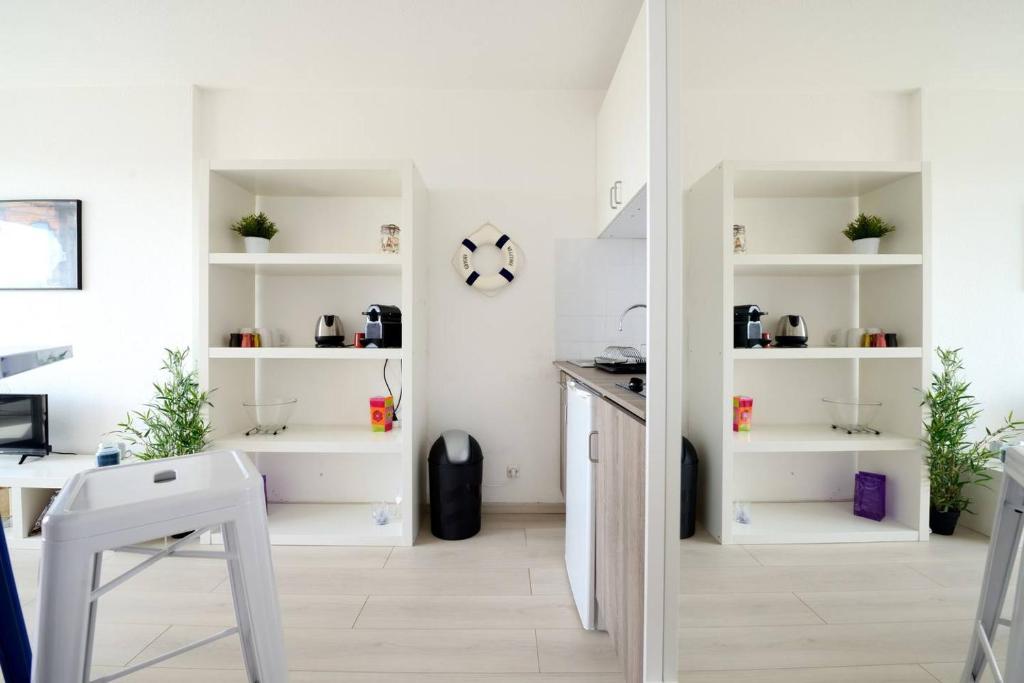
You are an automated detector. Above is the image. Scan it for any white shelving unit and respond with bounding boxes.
[685,161,931,544]
[195,159,428,546]
[1,454,95,549]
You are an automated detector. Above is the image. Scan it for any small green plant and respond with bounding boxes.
[116,348,214,460]
[842,213,896,241]
[922,347,1024,513]
[231,212,278,240]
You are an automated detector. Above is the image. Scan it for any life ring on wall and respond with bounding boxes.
[452,222,522,295]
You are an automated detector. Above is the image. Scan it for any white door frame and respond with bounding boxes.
[644,0,683,680]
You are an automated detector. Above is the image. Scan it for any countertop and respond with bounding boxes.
[554,361,646,421]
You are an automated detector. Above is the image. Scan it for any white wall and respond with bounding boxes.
[0,87,194,452]
[199,89,599,504]
[682,90,919,187]
[555,239,647,360]
[922,89,1024,433]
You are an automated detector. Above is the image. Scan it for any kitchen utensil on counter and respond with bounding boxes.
[363,305,402,348]
[315,315,345,347]
[733,305,767,348]
[774,315,808,347]
[243,398,298,436]
[822,397,882,435]
[594,345,646,373]
[614,376,646,397]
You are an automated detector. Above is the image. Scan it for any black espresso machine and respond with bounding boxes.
[363,305,402,348]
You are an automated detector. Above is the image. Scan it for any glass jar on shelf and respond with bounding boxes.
[380,224,401,254]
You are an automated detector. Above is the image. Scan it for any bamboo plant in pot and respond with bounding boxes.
[922,347,1024,535]
[842,213,895,254]
[116,347,214,461]
[231,212,279,253]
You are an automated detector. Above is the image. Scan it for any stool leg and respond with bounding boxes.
[964,476,1024,682]
[32,542,98,683]
[222,522,260,680]
[223,513,287,682]
[1002,545,1024,681]
[81,552,103,678]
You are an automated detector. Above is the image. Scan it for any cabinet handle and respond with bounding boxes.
[588,430,599,463]
[613,180,623,207]
[609,185,616,210]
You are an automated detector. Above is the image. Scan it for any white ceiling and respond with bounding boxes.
[0,0,643,90]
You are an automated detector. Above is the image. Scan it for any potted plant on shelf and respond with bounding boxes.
[231,212,278,253]
[842,213,895,255]
[116,348,214,461]
[922,347,1024,535]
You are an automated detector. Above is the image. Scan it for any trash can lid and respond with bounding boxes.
[441,430,472,464]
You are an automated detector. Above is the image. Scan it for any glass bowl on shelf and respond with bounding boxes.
[243,398,298,436]
[822,397,882,435]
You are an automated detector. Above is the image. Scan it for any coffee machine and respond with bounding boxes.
[363,305,402,348]
[733,304,767,348]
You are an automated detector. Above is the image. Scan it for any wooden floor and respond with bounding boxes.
[9,514,624,682]
[679,524,1003,682]
[6,514,1004,682]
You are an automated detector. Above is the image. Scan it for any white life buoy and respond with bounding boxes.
[452,222,522,295]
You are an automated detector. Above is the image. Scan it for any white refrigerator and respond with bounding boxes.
[564,379,598,629]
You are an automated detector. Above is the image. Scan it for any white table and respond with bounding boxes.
[0,453,94,549]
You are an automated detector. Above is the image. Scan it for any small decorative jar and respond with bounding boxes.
[732,224,747,254]
[380,224,401,254]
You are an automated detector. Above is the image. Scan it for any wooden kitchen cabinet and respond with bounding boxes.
[595,1,647,236]
[595,396,646,682]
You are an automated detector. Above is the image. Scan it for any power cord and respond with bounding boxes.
[383,359,403,420]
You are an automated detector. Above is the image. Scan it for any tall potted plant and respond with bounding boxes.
[116,348,214,460]
[842,213,895,254]
[231,212,279,254]
[922,347,1024,534]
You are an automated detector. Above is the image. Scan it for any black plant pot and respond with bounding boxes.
[930,505,961,536]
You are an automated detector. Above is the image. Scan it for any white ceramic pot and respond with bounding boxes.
[244,236,271,254]
[851,237,880,255]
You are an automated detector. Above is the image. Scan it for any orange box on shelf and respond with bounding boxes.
[370,396,394,432]
[733,395,753,432]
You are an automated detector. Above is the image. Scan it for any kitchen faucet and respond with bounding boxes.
[618,303,647,332]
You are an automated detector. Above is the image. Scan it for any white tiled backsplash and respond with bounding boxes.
[555,238,647,361]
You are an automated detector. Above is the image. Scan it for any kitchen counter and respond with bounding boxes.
[554,361,645,421]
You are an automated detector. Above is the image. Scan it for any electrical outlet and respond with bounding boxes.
[506,465,520,479]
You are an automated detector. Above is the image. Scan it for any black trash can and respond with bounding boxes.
[680,437,699,539]
[428,430,484,540]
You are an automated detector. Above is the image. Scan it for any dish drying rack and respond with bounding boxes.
[594,345,646,373]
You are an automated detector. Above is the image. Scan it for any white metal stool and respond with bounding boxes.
[963,446,1024,683]
[31,450,286,683]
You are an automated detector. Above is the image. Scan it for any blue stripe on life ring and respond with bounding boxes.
[466,271,481,286]
[495,234,510,248]
[461,238,477,252]
[499,268,514,282]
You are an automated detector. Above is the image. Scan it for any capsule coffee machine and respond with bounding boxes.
[733,304,767,348]
[363,305,402,348]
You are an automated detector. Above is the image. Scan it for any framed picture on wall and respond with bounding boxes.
[0,199,82,290]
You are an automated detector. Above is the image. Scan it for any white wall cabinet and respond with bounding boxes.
[685,161,931,544]
[595,1,646,237]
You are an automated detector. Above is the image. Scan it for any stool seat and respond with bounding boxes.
[44,450,262,542]
[31,450,286,683]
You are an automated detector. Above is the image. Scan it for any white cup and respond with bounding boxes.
[846,328,867,347]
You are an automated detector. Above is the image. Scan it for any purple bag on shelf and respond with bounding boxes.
[854,471,886,521]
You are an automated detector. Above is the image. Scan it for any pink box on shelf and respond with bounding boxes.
[733,395,753,432]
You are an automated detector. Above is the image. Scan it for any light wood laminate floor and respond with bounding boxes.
[9,514,623,682]
[680,524,1003,682]
[6,515,1003,681]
